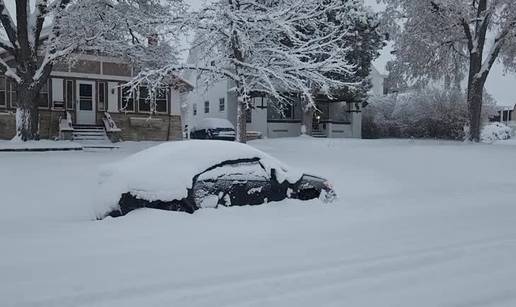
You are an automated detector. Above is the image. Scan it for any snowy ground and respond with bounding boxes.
[1,138,516,307]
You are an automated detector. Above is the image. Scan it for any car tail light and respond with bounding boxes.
[323,181,334,190]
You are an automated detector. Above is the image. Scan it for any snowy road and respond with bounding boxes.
[1,138,516,307]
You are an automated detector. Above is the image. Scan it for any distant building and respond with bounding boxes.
[490,104,516,133]
[182,59,386,139]
[491,104,514,123]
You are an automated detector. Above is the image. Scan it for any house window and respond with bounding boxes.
[267,100,300,121]
[52,80,65,110]
[155,88,167,113]
[251,97,265,109]
[268,104,293,120]
[121,86,135,112]
[137,86,167,113]
[8,80,17,108]
[98,82,106,111]
[65,80,74,110]
[246,107,252,123]
[333,102,351,123]
[193,103,197,116]
[0,77,6,107]
[318,102,330,121]
[219,98,225,112]
[204,100,210,113]
[284,104,293,119]
[37,81,49,108]
[138,86,150,112]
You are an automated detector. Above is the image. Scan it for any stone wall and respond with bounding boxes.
[0,110,62,140]
[1,110,182,141]
[39,110,63,140]
[109,113,183,141]
[0,112,15,139]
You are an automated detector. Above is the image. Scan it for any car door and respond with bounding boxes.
[193,160,271,208]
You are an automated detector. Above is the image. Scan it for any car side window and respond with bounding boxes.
[194,161,272,208]
[197,161,269,182]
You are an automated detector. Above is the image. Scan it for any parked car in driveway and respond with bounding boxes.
[190,118,236,141]
[98,141,336,218]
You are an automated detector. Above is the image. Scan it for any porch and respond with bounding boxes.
[310,100,362,139]
[244,95,363,139]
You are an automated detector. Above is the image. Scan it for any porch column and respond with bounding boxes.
[351,102,362,139]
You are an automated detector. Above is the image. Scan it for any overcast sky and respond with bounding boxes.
[4,0,515,106]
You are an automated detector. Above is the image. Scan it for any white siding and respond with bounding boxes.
[327,123,353,138]
[107,82,119,113]
[170,89,181,115]
[247,98,268,137]
[186,79,230,129]
[267,122,301,138]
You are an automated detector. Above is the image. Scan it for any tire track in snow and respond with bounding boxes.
[10,235,516,307]
[171,236,516,307]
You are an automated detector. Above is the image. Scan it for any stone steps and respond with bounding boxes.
[72,125,110,143]
[312,131,327,138]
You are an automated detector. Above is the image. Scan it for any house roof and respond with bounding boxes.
[165,74,194,93]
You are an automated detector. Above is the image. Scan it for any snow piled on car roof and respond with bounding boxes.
[96,140,301,215]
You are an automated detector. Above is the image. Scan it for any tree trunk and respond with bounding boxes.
[236,95,248,143]
[463,0,491,142]
[302,107,314,136]
[467,79,485,142]
[14,84,40,141]
[465,48,487,142]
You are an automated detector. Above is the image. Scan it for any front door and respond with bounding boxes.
[312,110,322,132]
[76,81,96,125]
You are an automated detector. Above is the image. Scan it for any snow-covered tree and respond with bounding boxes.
[300,0,383,135]
[135,0,359,143]
[0,0,185,141]
[380,0,516,142]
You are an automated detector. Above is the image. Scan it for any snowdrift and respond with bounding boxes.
[481,122,512,143]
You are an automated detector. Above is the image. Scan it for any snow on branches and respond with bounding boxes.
[381,0,516,141]
[0,0,184,140]
[134,0,373,141]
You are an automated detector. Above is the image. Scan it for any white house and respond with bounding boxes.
[182,59,386,139]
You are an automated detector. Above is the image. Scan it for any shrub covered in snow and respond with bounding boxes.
[480,122,512,143]
[363,89,497,140]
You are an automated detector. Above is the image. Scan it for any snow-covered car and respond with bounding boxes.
[98,141,336,218]
[190,118,236,141]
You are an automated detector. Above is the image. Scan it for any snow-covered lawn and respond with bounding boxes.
[0,140,83,151]
[1,138,516,307]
